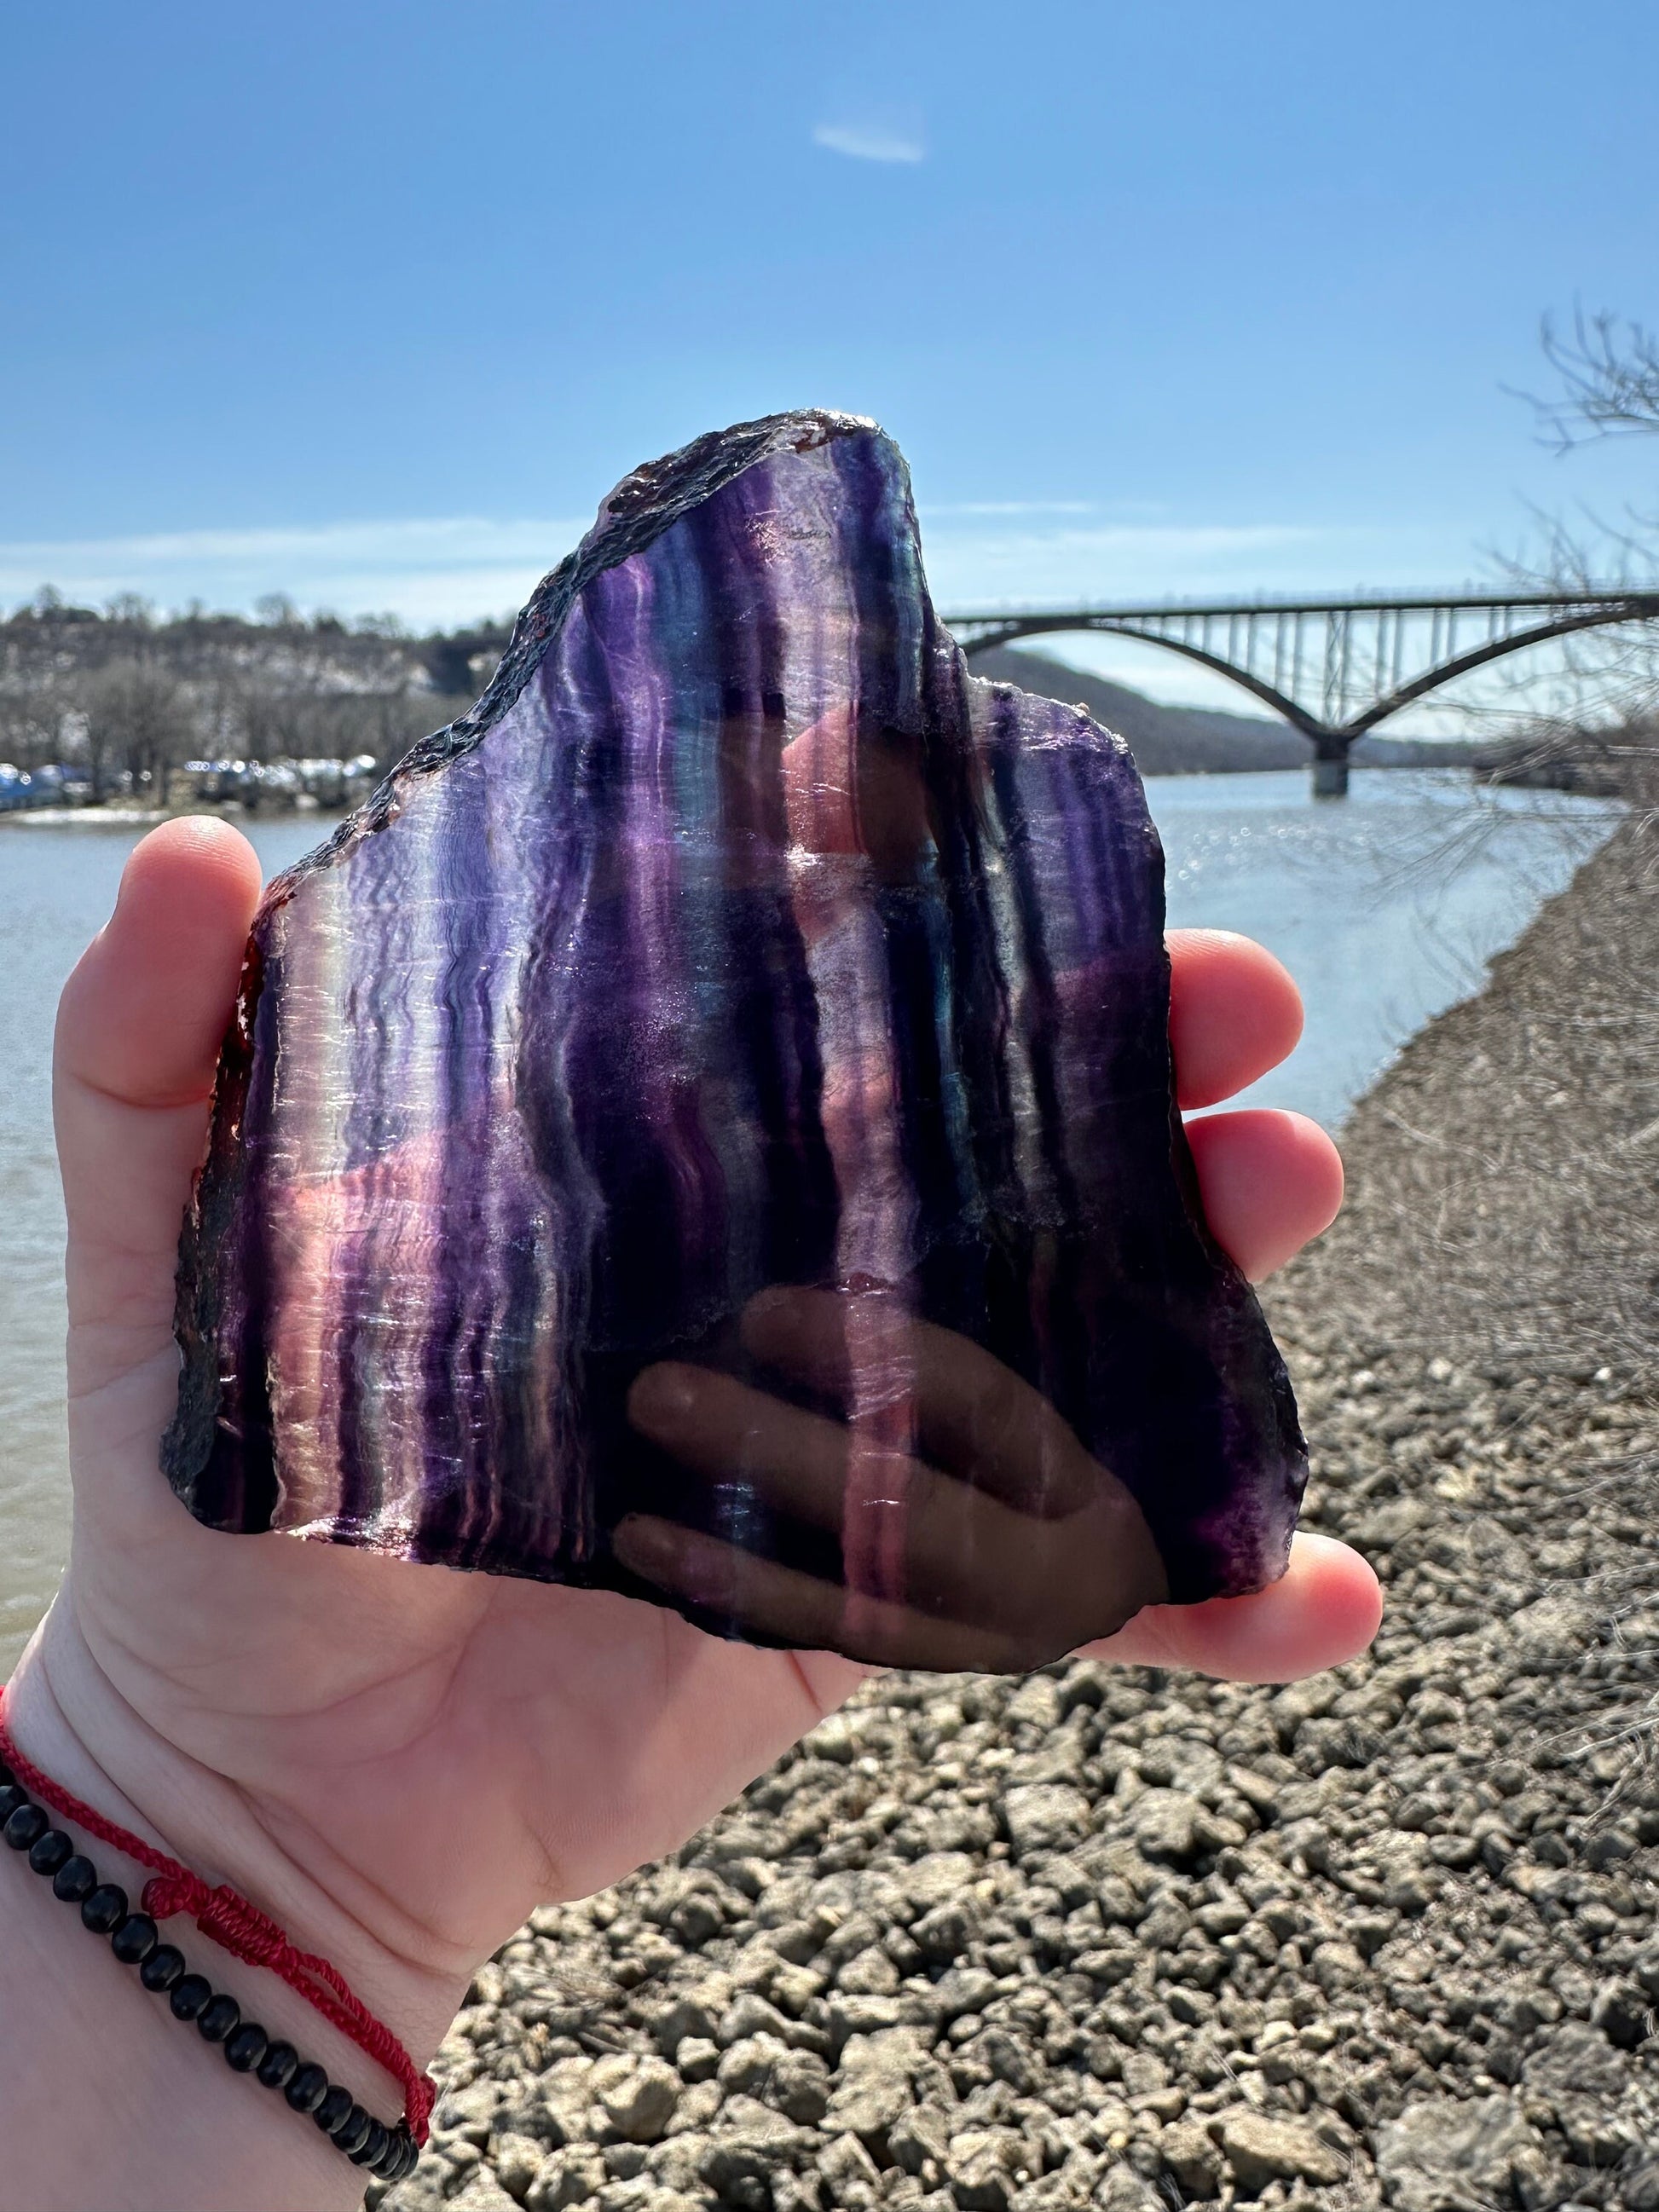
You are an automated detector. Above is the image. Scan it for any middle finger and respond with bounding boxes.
[1168,928,1304,1108]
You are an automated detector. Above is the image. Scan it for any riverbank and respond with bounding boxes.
[380,822,1658,2212]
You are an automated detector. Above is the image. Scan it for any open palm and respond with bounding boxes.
[15,816,1379,2061]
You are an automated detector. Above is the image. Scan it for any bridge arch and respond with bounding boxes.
[952,591,1659,791]
[957,615,1327,742]
[1343,607,1659,735]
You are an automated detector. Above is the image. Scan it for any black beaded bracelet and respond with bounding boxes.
[0,1764,419,2184]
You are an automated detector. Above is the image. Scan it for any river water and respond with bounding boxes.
[0,772,1617,1670]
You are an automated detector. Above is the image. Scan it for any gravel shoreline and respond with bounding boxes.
[379,823,1659,2212]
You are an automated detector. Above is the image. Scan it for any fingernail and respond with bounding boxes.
[628,1364,699,1429]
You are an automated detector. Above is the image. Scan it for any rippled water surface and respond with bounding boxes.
[1153,770,1616,1123]
[0,774,1616,1667]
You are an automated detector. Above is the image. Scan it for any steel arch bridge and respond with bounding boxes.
[945,588,1659,794]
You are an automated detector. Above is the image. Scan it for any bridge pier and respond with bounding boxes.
[1310,734,1352,800]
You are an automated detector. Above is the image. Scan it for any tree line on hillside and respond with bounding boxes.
[0,591,488,806]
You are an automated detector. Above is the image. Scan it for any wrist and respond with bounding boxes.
[3,1590,475,2201]
[0,1832,370,2212]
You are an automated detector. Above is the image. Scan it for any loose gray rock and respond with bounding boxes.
[1508,2145,1571,2212]
[716,2035,832,2127]
[1374,2097,1540,2212]
[673,2035,719,2083]
[1218,2108,1346,2192]
[1159,2117,1225,2197]
[1590,1977,1653,2048]
[1522,2022,1628,2100]
[718,1992,795,2048]
[591,2055,679,2145]
[890,2102,952,2182]
[698,2099,816,2193]
[377,2164,448,2212]
[1003,1784,1091,1857]
[945,2126,1032,2212]
[526,2151,608,2212]
[912,1899,979,1961]
[647,1992,720,2057]
[835,1944,900,1995]
[434,2082,503,2146]
[932,1965,998,2022]
[447,2176,522,2212]
[816,2128,883,2197]
[492,2133,546,2203]
[1130,1788,1202,1863]
[1093,2167,1163,2212]
[1509,1594,1596,1665]
[824,2057,912,2145]
[715,2033,791,2097]
[902,1851,980,1907]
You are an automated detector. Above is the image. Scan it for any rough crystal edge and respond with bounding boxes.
[166,411,882,1513]
[258,408,877,916]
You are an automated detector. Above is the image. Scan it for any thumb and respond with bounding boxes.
[1081,1531,1384,1684]
[55,818,263,1389]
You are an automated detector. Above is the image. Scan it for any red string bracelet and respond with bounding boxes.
[0,1691,434,2148]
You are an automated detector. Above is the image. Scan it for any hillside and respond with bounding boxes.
[969,647,1472,777]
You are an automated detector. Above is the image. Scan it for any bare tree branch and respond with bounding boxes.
[1525,304,1659,452]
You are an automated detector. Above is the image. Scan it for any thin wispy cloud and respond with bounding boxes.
[812,118,925,165]
[0,517,591,630]
[920,520,1343,611]
[1,511,1449,670]
[921,500,1097,518]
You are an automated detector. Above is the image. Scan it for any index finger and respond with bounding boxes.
[741,1287,1097,1516]
[1168,929,1303,1109]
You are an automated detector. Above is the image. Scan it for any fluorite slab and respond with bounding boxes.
[165,408,1307,1671]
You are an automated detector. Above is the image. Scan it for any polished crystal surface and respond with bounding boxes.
[164,409,1306,1670]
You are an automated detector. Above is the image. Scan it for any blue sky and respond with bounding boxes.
[3,1,1655,711]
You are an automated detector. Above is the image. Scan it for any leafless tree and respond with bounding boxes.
[1531,307,1659,451]
[0,690,66,773]
[1477,311,1659,834]
[77,660,196,805]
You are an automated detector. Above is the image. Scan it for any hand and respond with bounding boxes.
[8,820,1379,2101]
[621,1257,1308,1672]
[620,1283,1174,1672]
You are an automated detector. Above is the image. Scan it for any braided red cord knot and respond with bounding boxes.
[0,1695,435,2145]
[142,1873,295,1974]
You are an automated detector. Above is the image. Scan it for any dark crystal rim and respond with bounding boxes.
[266,408,877,904]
